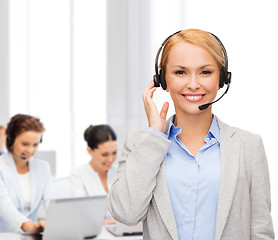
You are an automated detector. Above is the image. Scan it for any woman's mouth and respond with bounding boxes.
[182,94,205,102]
[103,162,113,167]
[22,153,32,159]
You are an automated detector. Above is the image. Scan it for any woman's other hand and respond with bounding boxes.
[104,218,117,225]
[21,220,44,234]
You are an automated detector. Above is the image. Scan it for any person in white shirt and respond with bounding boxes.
[69,124,117,224]
[0,114,52,234]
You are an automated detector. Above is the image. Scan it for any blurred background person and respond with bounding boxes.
[69,124,117,225]
[0,125,6,156]
[0,114,52,234]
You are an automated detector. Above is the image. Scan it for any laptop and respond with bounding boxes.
[42,195,107,240]
[105,222,143,236]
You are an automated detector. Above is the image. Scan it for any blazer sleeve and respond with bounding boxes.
[0,174,29,232]
[250,136,275,239]
[42,166,53,210]
[108,130,171,225]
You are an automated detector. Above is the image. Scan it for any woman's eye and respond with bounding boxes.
[201,70,211,75]
[175,70,185,75]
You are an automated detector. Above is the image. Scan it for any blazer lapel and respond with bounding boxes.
[6,154,24,210]
[154,160,179,240]
[215,120,240,240]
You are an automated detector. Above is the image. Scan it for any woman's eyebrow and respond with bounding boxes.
[171,64,214,69]
[200,64,214,69]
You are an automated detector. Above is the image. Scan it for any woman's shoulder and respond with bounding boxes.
[71,162,92,175]
[217,117,262,142]
[0,153,13,168]
[30,156,51,171]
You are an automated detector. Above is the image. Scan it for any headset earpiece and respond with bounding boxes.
[6,114,29,148]
[225,72,232,85]
[219,68,232,88]
[159,70,167,90]
[6,135,14,149]
[219,68,225,88]
[153,69,167,90]
[153,74,160,87]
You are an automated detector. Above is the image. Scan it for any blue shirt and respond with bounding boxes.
[165,115,221,240]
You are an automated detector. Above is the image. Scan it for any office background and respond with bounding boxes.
[1,0,277,230]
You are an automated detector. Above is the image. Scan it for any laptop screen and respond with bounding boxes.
[43,195,107,240]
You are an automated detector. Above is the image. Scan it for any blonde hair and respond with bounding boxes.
[160,29,225,73]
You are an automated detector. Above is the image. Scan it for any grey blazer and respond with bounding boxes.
[108,118,274,239]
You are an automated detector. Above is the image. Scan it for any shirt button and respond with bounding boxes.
[185,218,191,223]
[190,186,195,191]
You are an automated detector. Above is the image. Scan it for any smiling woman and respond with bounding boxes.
[0,114,52,234]
[69,124,117,225]
[108,29,275,240]
[70,124,117,197]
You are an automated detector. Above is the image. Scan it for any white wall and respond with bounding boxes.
[0,0,10,125]
[106,0,151,150]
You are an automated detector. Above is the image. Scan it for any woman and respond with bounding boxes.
[108,29,274,239]
[69,124,117,224]
[0,114,52,233]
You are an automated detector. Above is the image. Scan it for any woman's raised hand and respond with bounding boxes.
[142,81,169,133]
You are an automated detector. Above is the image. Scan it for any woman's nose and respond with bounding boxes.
[107,155,114,163]
[26,146,36,154]
[186,75,200,90]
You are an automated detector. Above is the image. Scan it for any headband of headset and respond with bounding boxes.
[6,114,43,148]
[153,30,232,90]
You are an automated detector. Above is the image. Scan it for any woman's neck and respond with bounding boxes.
[174,110,213,157]
[89,160,107,176]
[89,160,109,193]
[13,155,29,174]
[174,111,213,136]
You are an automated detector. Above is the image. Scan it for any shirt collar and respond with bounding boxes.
[167,115,181,138]
[208,115,220,142]
[167,114,220,142]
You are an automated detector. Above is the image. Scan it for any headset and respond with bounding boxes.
[153,30,232,110]
[6,114,43,149]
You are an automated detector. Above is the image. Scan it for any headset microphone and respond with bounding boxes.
[198,83,230,111]
[14,152,27,160]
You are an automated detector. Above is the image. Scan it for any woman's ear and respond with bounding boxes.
[87,146,94,156]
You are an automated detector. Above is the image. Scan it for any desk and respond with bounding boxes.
[0,227,143,240]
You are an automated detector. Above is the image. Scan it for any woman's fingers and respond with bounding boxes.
[160,102,169,120]
[142,81,155,100]
[142,81,158,112]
